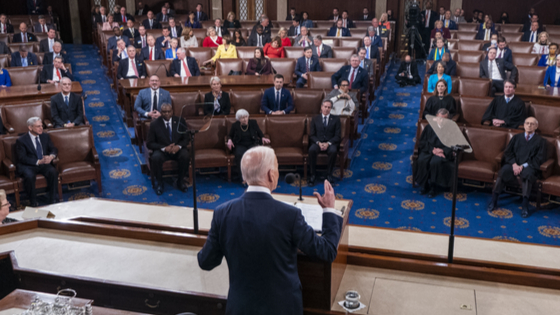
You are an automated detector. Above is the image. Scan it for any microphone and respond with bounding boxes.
[285,173,303,201]
[37,72,42,92]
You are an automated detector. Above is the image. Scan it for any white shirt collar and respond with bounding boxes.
[28,132,39,140]
[247,185,271,195]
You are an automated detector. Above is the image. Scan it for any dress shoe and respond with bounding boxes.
[487,194,498,212]
[178,182,188,193]
[420,185,429,195]
[521,207,530,218]
[327,175,335,184]
[308,175,316,187]
[427,188,436,198]
[155,184,164,196]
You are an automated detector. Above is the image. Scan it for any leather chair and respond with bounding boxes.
[512,53,539,66]
[34,52,44,65]
[449,50,458,61]
[339,38,362,49]
[458,96,494,126]
[517,66,546,86]
[7,66,40,85]
[458,24,478,32]
[192,29,207,40]
[457,40,484,51]
[447,39,458,50]
[321,37,339,48]
[528,104,560,136]
[308,72,335,89]
[0,137,21,207]
[170,92,201,117]
[240,21,257,28]
[502,33,523,43]
[292,89,325,115]
[270,59,296,85]
[8,43,36,54]
[313,28,331,37]
[215,59,243,76]
[229,89,263,114]
[2,103,53,134]
[456,62,480,78]
[456,31,477,40]
[545,25,560,35]
[308,116,350,180]
[537,138,560,209]
[186,118,230,181]
[548,34,560,44]
[459,126,508,184]
[449,31,457,39]
[144,60,172,78]
[332,47,356,59]
[0,55,9,68]
[241,59,250,74]
[47,126,101,201]
[0,34,9,45]
[499,24,523,33]
[186,47,213,68]
[507,42,533,54]
[284,46,304,59]
[425,60,435,73]
[450,77,460,94]
[457,50,484,63]
[458,78,491,97]
[320,58,348,72]
[235,47,255,59]
[267,115,308,178]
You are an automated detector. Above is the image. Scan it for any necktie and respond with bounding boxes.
[64,95,69,106]
[131,28,134,37]
[526,134,530,142]
[123,15,126,23]
[366,46,370,59]
[336,28,341,37]
[150,20,153,28]
[35,136,43,159]
[306,59,309,72]
[499,50,503,58]
[22,57,27,67]
[349,68,356,88]
[455,17,458,23]
[276,91,280,111]
[506,97,510,103]
[56,68,61,80]
[172,28,176,37]
[445,20,448,28]
[489,61,493,79]
[317,47,320,56]
[23,33,27,43]
[153,90,158,111]
[531,32,535,42]
[142,37,146,47]
[323,116,327,128]
[360,60,364,68]
[182,60,192,77]
[167,122,172,142]
[149,48,153,60]
[425,12,429,27]
[131,59,139,77]
[163,15,167,22]
[42,25,46,32]
[103,16,106,22]
[258,35,262,47]
[302,39,305,47]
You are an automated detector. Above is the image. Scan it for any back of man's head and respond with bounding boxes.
[241,146,277,185]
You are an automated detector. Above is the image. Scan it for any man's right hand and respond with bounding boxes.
[174,74,180,77]
[164,144,174,153]
[314,180,335,209]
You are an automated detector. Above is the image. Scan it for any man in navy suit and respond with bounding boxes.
[544,58,560,87]
[167,18,182,38]
[339,10,355,28]
[107,27,130,51]
[331,55,369,93]
[39,28,62,53]
[12,23,38,43]
[362,36,380,63]
[117,46,146,79]
[0,14,14,34]
[16,117,58,207]
[427,52,456,76]
[155,6,172,23]
[261,74,294,114]
[134,75,172,119]
[494,37,513,64]
[49,78,83,128]
[122,20,138,40]
[522,21,540,43]
[365,27,383,50]
[10,46,38,67]
[140,35,165,61]
[198,146,343,315]
[295,47,321,88]
[308,100,341,186]
[169,48,200,77]
[194,3,209,21]
[442,10,457,30]
[142,11,162,30]
[40,56,73,83]
[328,19,351,37]
[155,27,172,49]
[480,47,517,96]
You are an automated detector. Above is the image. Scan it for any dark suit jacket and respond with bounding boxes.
[107,35,130,51]
[135,5,149,16]
[16,132,57,171]
[251,23,272,37]
[194,11,209,22]
[363,45,380,63]
[203,91,231,115]
[479,58,517,81]
[366,35,383,49]
[50,92,84,127]
[40,65,73,83]
[339,19,355,28]
[169,57,201,77]
[147,116,189,150]
[12,32,38,43]
[140,46,165,60]
[295,56,321,77]
[123,28,139,40]
[327,27,351,37]
[134,35,148,49]
[117,58,147,79]
[0,23,14,33]
[360,14,373,21]
[114,13,135,23]
[287,25,302,37]
[311,44,333,58]
[27,0,44,14]
[427,59,457,76]
[489,48,513,64]
[33,23,53,33]
[39,38,62,53]
[156,35,172,49]
[522,30,540,42]
[286,14,299,21]
[228,120,264,145]
[197,191,343,315]
[10,52,38,67]
[421,10,438,30]
[310,114,341,145]
[261,87,294,114]
[247,32,271,46]
[0,42,10,55]
[167,26,183,38]
[141,19,162,30]
[155,12,173,23]
[396,61,421,84]
[331,66,369,93]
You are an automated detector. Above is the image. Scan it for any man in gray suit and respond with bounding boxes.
[293,26,313,47]
[134,75,172,119]
[479,47,517,96]
[311,36,333,58]
[453,9,466,24]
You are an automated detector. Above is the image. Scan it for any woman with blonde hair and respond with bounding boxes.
[102,15,119,30]
[223,11,241,30]
[379,13,391,29]
[532,31,550,55]
[180,27,198,48]
[278,27,291,47]
[202,26,223,47]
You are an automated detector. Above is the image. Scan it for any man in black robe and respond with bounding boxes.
[481,80,526,128]
[487,117,546,218]
[396,55,421,87]
[416,108,454,197]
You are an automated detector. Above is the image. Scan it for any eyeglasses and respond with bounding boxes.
[1,202,10,207]
[340,84,349,87]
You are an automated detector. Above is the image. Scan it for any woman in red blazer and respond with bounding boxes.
[202,26,223,47]
[263,36,286,58]
[279,28,292,47]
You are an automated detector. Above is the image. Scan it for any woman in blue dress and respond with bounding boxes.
[165,38,179,60]
[427,61,452,94]
[0,67,12,87]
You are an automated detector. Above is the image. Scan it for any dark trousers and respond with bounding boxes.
[493,164,537,198]
[396,74,417,86]
[151,148,190,184]
[19,164,58,204]
[296,76,308,88]
[490,80,504,97]
[234,144,255,177]
[309,143,338,176]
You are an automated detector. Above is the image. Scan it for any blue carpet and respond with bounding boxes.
[65,44,560,246]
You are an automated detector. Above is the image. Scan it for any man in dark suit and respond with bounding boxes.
[286,8,298,21]
[212,18,227,37]
[134,75,172,119]
[365,27,383,49]
[358,47,375,78]
[27,0,44,14]
[112,39,129,62]
[107,27,130,51]
[197,145,343,315]
[247,25,271,47]
[395,55,421,87]
[49,78,83,128]
[252,16,271,37]
[362,36,380,63]
[295,47,321,88]
[370,18,388,37]
[522,13,542,33]
[480,47,517,95]
[155,27,172,49]
[421,2,438,49]
[118,46,146,79]
[167,18,182,38]
[142,11,162,30]
[522,21,541,43]
[340,11,355,28]
[40,56,73,83]
[147,103,190,194]
[155,6,172,23]
[39,28,62,53]
[261,74,294,114]
[481,33,499,51]
[308,100,341,186]
[12,23,38,43]
[140,35,164,61]
[328,20,351,37]
[122,20,137,40]
[94,6,107,25]
[361,8,373,21]
[116,6,134,24]
[288,19,302,37]
[33,15,52,33]
[169,48,200,77]
[10,46,38,67]
[331,55,369,93]
[16,117,58,207]
[427,52,456,76]
[495,37,513,64]
[136,2,149,15]
[312,36,333,58]
[442,10,457,30]
[0,14,14,34]
[134,26,148,49]
[194,3,209,21]
[327,8,340,21]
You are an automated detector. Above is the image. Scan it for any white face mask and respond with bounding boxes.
[491,40,497,45]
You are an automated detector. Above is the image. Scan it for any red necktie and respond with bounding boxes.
[131,59,139,77]
[56,68,61,80]
[149,48,153,60]
[526,134,529,141]
[123,16,126,23]
[182,60,192,77]
[349,68,356,88]
[42,25,46,32]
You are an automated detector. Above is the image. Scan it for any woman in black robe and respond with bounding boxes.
[423,79,456,120]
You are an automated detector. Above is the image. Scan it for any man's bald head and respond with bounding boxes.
[241,146,278,189]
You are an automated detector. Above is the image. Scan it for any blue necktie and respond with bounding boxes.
[276,91,280,111]
[366,47,370,59]
[167,121,172,142]
[323,116,327,128]
[22,57,27,67]
[35,136,43,159]
[506,97,510,103]
[64,95,69,106]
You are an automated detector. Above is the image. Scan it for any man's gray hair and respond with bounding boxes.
[235,109,249,120]
[350,54,359,60]
[209,76,221,85]
[241,146,276,184]
[260,15,269,22]
[27,117,41,127]
[177,47,186,54]
[437,108,449,116]
[53,41,62,47]
[367,26,374,32]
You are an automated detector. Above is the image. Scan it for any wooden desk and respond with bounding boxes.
[515,86,560,106]
[0,82,83,103]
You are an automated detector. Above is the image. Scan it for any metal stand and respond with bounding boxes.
[187,129,199,234]
[407,26,427,59]
[447,146,464,263]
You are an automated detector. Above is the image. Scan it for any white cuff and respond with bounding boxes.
[323,207,342,217]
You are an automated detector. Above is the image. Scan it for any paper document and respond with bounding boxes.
[295,203,323,232]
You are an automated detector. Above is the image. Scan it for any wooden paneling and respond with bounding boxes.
[286,0,376,21]
[462,0,557,25]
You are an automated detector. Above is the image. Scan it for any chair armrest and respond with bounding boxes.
[44,119,53,128]
[2,159,15,180]
[540,158,555,179]
[554,126,560,135]
[302,134,308,155]
[451,114,460,122]
[494,152,504,166]
[4,123,14,134]
[517,124,524,129]
[224,136,231,154]
[339,138,349,154]
[198,107,204,116]
[91,146,100,164]
[482,120,491,126]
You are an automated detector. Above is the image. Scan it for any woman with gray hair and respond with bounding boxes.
[203,76,231,115]
[0,189,16,224]
[227,109,270,181]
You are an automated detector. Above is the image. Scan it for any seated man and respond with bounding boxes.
[11,45,38,67]
[328,19,351,37]
[134,75,171,119]
[169,48,200,77]
[112,39,129,62]
[155,6,171,23]
[357,47,374,79]
[49,77,84,128]
[40,56,73,83]
[331,54,369,94]
[495,36,513,64]
[261,74,294,115]
[370,18,388,38]
[487,117,546,218]
[0,14,14,34]
[116,6,135,23]
[479,47,517,95]
[140,35,165,60]
[12,22,37,43]
[311,36,333,58]
[308,100,341,186]
[16,117,58,206]
[396,55,421,87]
[142,11,162,30]
[362,36,380,63]
[339,10,355,28]
[40,28,63,53]
[167,17,182,38]
[135,25,148,49]
[427,52,456,76]
[123,20,138,39]
[44,42,66,65]
[522,21,540,43]
[34,15,53,33]
[481,33,499,51]
[107,27,130,51]
[416,108,454,198]
[365,26,383,48]
[117,45,146,79]
[481,80,526,128]
[247,25,271,47]
[146,103,190,195]
[156,27,173,49]
[295,47,321,88]
[326,79,358,116]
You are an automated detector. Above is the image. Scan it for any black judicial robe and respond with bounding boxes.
[481,95,526,128]
[500,132,546,183]
[416,125,455,188]
[423,95,457,119]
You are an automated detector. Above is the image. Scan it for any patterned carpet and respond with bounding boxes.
[58,44,560,246]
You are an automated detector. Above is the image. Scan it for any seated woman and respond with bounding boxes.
[263,36,285,58]
[180,27,198,48]
[203,35,238,66]
[538,42,558,67]
[227,109,270,181]
[423,79,456,119]
[102,15,120,31]
[165,38,180,59]
[204,76,231,116]
[533,32,550,55]
[477,20,496,40]
[223,11,241,30]
[0,189,16,224]
[431,20,451,39]
[427,61,452,94]
[278,28,291,47]
[498,12,510,24]
[0,67,12,87]
[232,29,246,47]
[202,26,223,47]
[544,58,560,87]
[380,13,391,30]
[300,12,313,29]
[428,38,448,61]
[185,12,202,29]
[246,47,272,75]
